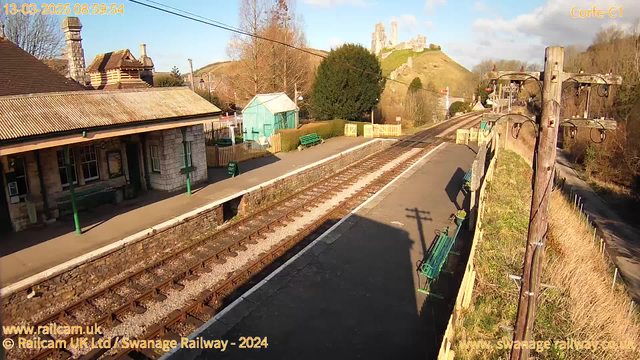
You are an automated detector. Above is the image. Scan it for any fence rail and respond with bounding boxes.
[438,130,498,360]
[206,142,269,168]
[344,123,358,137]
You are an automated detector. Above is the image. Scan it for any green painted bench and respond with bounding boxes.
[56,184,116,215]
[299,133,322,147]
[217,138,233,147]
[463,168,473,192]
[417,225,462,296]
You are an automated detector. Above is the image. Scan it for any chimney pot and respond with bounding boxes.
[140,43,147,57]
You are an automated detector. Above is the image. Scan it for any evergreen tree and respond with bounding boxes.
[408,77,423,93]
[311,44,385,120]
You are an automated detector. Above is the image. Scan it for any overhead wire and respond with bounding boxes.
[128,0,446,97]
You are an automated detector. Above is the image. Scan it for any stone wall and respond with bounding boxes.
[1,137,132,231]
[147,124,207,191]
[240,139,392,211]
[2,204,224,325]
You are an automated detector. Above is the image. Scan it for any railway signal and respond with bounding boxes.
[486,46,622,360]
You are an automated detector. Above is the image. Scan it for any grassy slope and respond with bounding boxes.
[454,150,640,360]
[194,48,328,77]
[380,48,430,77]
[381,50,473,97]
[453,150,569,360]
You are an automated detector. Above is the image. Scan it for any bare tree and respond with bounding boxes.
[227,0,269,100]
[0,0,64,59]
[261,0,311,99]
[227,0,311,104]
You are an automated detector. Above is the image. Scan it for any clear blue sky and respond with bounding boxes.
[19,0,640,72]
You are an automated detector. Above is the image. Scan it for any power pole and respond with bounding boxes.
[446,86,450,117]
[188,58,195,92]
[487,46,622,360]
[294,82,299,129]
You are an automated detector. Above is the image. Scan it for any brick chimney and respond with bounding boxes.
[61,17,86,86]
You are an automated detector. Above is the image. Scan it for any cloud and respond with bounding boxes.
[450,0,640,68]
[329,38,344,49]
[425,0,446,14]
[304,0,367,7]
[423,21,434,28]
[474,0,486,11]
[391,14,419,30]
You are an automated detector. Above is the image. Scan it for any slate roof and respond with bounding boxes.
[86,49,144,72]
[0,37,84,96]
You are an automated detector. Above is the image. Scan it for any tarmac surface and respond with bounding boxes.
[0,136,370,288]
[168,142,478,360]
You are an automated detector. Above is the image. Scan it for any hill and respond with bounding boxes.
[381,50,473,99]
[194,48,328,77]
[377,49,475,123]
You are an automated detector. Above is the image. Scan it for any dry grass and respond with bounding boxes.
[453,149,640,359]
[547,192,640,359]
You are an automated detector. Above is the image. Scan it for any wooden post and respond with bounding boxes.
[510,46,564,360]
[64,146,81,235]
[181,128,192,196]
[188,58,195,92]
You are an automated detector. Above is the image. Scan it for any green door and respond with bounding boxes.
[263,124,273,137]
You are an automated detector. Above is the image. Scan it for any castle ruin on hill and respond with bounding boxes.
[370,20,426,56]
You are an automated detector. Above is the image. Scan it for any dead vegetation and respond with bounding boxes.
[453,149,640,359]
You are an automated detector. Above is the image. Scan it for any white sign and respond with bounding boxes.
[396,116,401,122]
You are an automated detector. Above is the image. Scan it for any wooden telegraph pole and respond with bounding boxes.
[487,46,622,360]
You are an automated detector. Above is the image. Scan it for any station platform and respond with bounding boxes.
[0,136,370,290]
[169,142,477,360]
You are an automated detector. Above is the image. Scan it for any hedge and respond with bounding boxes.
[277,119,368,152]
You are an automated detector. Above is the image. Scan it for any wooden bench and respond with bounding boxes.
[417,225,462,296]
[463,168,473,192]
[299,133,322,147]
[56,184,117,215]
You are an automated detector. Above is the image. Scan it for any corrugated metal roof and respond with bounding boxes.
[243,92,298,115]
[0,87,221,141]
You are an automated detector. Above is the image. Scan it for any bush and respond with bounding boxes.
[449,101,470,117]
[277,119,348,151]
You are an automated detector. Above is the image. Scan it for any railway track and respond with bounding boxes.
[6,113,481,360]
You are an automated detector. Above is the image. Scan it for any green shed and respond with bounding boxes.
[242,92,298,141]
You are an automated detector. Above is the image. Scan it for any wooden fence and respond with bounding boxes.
[269,133,282,153]
[344,123,358,137]
[438,130,499,360]
[203,119,243,144]
[363,124,402,138]
[206,142,269,168]
[456,127,491,146]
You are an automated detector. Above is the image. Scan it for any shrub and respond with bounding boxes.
[277,119,347,151]
[449,101,470,117]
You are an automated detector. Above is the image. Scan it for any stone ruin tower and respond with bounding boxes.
[370,22,387,56]
[390,21,398,48]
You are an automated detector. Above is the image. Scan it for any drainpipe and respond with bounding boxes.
[64,146,81,235]
[181,128,191,196]
[34,151,51,221]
